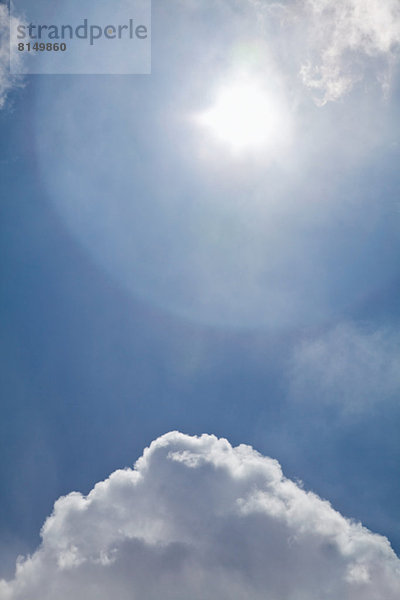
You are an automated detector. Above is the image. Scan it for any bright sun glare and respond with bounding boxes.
[197,80,291,153]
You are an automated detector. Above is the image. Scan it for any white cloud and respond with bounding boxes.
[1,0,399,108]
[168,0,400,104]
[1,432,399,599]
[299,0,400,104]
[289,323,400,414]
[0,4,24,110]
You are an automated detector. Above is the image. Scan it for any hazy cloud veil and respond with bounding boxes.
[0,4,25,109]
[28,0,400,330]
[300,0,400,103]
[289,323,400,414]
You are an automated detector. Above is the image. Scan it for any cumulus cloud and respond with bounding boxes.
[289,323,400,414]
[0,4,24,109]
[299,0,400,104]
[1,432,399,599]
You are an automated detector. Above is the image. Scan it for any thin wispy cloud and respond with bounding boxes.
[300,0,400,104]
[289,323,400,414]
[2,1,400,110]
[239,0,400,103]
[0,5,24,110]
[1,432,399,599]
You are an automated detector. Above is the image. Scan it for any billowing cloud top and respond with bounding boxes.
[1,432,399,599]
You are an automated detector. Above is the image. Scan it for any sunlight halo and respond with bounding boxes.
[196,78,292,154]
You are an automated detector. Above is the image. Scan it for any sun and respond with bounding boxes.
[197,79,292,154]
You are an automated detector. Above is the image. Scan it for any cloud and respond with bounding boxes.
[0,4,24,110]
[242,0,400,103]
[1,0,399,107]
[161,0,400,105]
[289,323,400,414]
[299,0,400,104]
[19,0,400,330]
[1,432,399,599]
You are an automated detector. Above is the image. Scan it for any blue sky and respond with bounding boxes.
[1,0,400,597]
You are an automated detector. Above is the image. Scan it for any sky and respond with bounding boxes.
[0,0,400,597]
